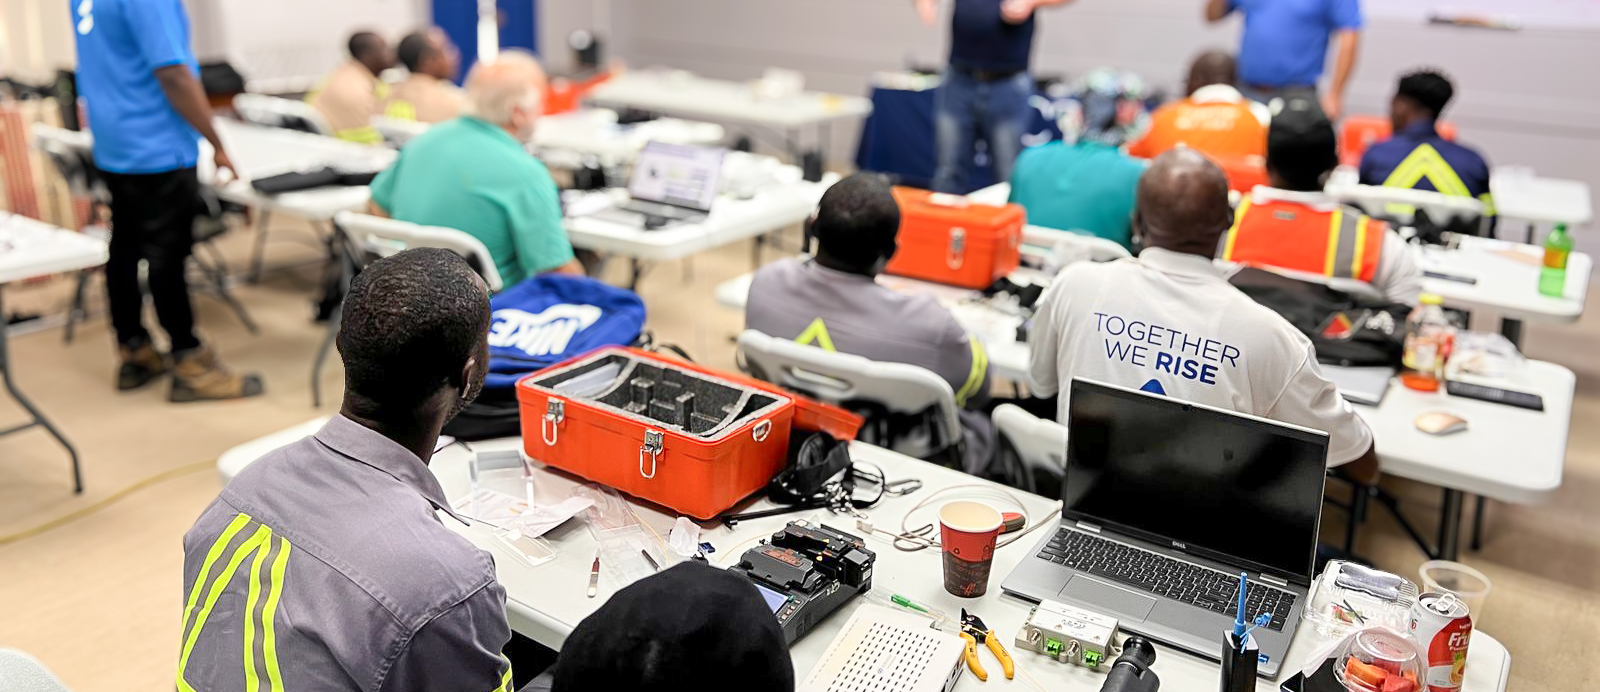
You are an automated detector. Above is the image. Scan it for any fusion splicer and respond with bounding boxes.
[728,520,876,645]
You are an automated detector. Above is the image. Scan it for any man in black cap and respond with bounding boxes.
[1217,97,1421,304]
[530,562,794,692]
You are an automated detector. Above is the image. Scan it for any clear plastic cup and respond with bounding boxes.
[1418,560,1492,620]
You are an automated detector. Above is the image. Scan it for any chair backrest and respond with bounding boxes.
[0,649,74,692]
[1339,115,1458,167]
[333,211,504,292]
[233,93,335,137]
[1023,224,1132,262]
[735,329,962,461]
[370,115,430,146]
[30,125,101,198]
[1326,182,1485,229]
[991,403,1068,495]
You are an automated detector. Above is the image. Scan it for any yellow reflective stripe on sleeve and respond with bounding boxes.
[336,125,384,145]
[177,525,272,692]
[955,338,988,407]
[1351,215,1370,279]
[1222,199,1250,261]
[181,513,254,635]
[244,538,269,692]
[1323,209,1344,276]
[1382,144,1471,197]
[385,100,417,121]
[795,318,836,351]
[261,539,291,692]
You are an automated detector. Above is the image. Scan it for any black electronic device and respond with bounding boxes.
[1099,636,1159,692]
[728,520,875,645]
[1445,380,1545,411]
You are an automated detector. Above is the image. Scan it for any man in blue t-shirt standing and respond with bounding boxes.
[916,0,1078,193]
[1206,0,1363,120]
[72,0,263,401]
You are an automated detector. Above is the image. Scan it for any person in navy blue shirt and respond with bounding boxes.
[1206,0,1362,120]
[915,0,1079,193]
[1359,70,1491,211]
[72,0,263,401]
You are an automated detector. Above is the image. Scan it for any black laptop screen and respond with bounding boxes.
[1062,380,1330,582]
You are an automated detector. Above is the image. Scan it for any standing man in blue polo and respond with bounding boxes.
[917,0,1079,193]
[72,0,263,401]
[1205,0,1363,120]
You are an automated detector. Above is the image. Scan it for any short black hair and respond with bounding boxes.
[397,32,434,73]
[337,248,490,412]
[348,31,384,60]
[812,173,900,271]
[1397,69,1454,120]
[1266,97,1339,191]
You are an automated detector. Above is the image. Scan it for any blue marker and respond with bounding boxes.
[1232,571,1250,639]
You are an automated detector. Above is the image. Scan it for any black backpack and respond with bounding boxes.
[1228,267,1410,368]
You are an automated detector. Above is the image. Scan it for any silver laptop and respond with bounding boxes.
[1001,379,1329,679]
[586,141,725,229]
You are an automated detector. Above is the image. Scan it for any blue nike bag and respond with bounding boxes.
[484,275,647,392]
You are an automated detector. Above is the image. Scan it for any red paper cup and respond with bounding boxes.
[940,501,1003,598]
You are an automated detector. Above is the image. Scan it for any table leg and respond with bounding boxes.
[0,284,84,493]
[1499,318,1524,349]
[1470,495,1487,551]
[1438,488,1464,561]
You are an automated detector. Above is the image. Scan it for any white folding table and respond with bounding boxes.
[441,439,1512,692]
[0,214,109,492]
[586,70,873,165]
[210,426,1512,692]
[564,173,838,287]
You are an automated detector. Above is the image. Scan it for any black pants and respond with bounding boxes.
[101,167,201,353]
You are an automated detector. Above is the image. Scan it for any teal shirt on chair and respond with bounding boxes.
[369,117,574,287]
[1008,141,1147,251]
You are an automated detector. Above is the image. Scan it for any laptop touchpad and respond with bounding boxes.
[1060,576,1158,622]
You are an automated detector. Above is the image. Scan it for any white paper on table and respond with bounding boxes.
[454,488,530,525]
[516,497,596,538]
[453,488,594,538]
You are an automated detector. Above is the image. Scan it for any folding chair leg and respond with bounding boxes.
[63,269,92,344]
[311,306,340,408]
[249,209,274,284]
[194,241,258,334]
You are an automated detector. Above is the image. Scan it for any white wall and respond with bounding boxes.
[0,0,75,81]
[543,0,1600,246]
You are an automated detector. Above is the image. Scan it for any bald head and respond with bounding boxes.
[1186,51,1236,96]
[465,51,547,139]
[1134,148,1233,256]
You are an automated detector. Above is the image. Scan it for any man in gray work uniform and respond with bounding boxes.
[746,173,993,472]
[178,249,514,692]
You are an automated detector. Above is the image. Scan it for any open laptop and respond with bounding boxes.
[585,141,725,229]
[1000,379,1329,678]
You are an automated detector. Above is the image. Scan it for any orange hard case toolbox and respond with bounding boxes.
[517,347,861,519]
[884,186,1025,289]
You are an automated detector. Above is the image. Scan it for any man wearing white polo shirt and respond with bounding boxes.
[1028,149,1379,483]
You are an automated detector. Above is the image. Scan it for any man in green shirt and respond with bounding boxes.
[370,51,581,287]
[1008,75,1148,251]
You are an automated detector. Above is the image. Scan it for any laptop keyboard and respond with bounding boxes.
[1038,528,1297,631]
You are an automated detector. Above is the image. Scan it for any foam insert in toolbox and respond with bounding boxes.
[527,352,784,439]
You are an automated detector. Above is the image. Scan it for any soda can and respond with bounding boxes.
[1409,592,1473,692]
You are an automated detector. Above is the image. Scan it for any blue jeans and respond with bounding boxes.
[931,67,1033,194]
